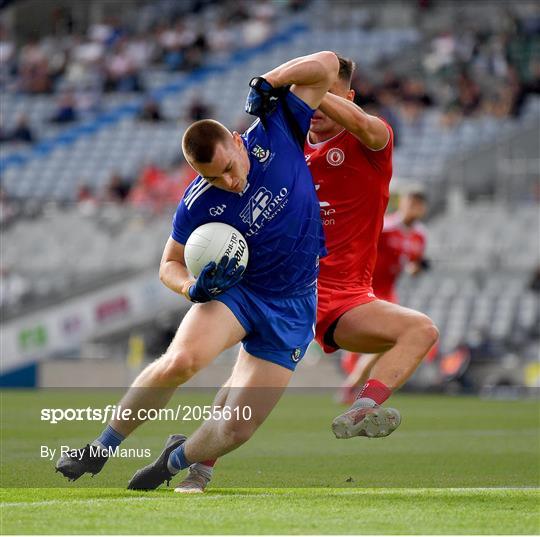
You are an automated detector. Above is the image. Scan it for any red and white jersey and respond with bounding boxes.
[372,212,427,298]
[304,126,393,288]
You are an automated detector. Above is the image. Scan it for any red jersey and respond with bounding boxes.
[372,212,426,298]
[305,126,393,288]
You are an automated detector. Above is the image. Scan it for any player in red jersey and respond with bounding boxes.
[305,55,439,439]
[373,191,428,302]
[340,190,434,403]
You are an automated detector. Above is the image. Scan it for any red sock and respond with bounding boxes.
[201,459,217,467]
[357,379,392,405]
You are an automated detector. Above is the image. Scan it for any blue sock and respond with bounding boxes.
[93,425,125,450]
[167,444,191,475]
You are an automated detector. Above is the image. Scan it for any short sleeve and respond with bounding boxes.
[171,201,196,245]
[359,121,394,171]
[281,89,315,137]
[266,88,315,146]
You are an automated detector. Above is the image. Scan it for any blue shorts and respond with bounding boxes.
[215,284,316,371]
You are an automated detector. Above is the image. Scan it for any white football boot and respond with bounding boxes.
[332,403,401,439]
[174,463,213,494]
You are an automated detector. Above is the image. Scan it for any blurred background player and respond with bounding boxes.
[306,56,439,439]
[339,188,437,404]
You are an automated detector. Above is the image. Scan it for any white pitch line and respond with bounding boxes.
[1,488,537,507]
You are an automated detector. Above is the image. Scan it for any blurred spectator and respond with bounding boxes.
[529,266,540,293]
[18,36,51,93]
[77,184,96,204]
[0,267,31,309]
[243,0,275,45]
[524,61,540,95]
[225,0,250,23]
[287,0,309,12]
[208,18,235,53]
[159,20,200,71]
[75,82,103,116]
[104,39,143,92]
[455,70,482,116]
[104,173,132,203]
[128,162,168,211]
[352,72,378,109]
[50,91,78,123]
[402,78,434,108]
[9,114,35,143]
[0,187,20,226]
[4,0,292,100]
[187,97,212,121]
[0,23,15,86]
[128,160,195,213]
[377,89,401,146]
[65,34,104,89]
[138,98,164,122]
[126,32,157,72]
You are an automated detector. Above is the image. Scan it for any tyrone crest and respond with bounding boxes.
[326,148,345,166]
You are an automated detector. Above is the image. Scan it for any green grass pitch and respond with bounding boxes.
[1,390,539,534]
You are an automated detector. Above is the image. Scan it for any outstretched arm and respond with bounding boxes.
[319,92,390,150]
[261,51,339,110]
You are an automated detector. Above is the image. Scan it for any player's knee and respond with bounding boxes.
[158,349,203,384]
[415,315,439,350]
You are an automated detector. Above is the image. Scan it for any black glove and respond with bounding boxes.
[188,255,245,303]
[245,76,283,118]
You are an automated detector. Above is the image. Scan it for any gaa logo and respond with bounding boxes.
[291,347,302,362]
[326,148,345,166]
[209,204,226,216]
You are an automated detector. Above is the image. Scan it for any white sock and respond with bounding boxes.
[190,463,213,480]
[352,397,377,409]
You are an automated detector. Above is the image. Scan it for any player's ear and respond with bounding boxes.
[232,131,242,147]
[347,89,355,101]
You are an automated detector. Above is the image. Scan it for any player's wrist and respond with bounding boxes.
[250,76,274,92]
[180,279,196,302]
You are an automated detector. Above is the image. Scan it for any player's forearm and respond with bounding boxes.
[262,51,338,89]
[319,93,389,150]
[159,260,194,299]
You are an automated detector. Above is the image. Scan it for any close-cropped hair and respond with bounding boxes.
[182,119,231,163]
[335,53,355,87]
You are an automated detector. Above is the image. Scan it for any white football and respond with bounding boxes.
[184,223,249,277]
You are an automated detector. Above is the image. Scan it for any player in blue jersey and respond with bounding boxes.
[55,51,339,489]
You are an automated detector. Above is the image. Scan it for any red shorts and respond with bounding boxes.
[315,285,378,353]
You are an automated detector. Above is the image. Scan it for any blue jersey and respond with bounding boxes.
[171,90,325,297]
